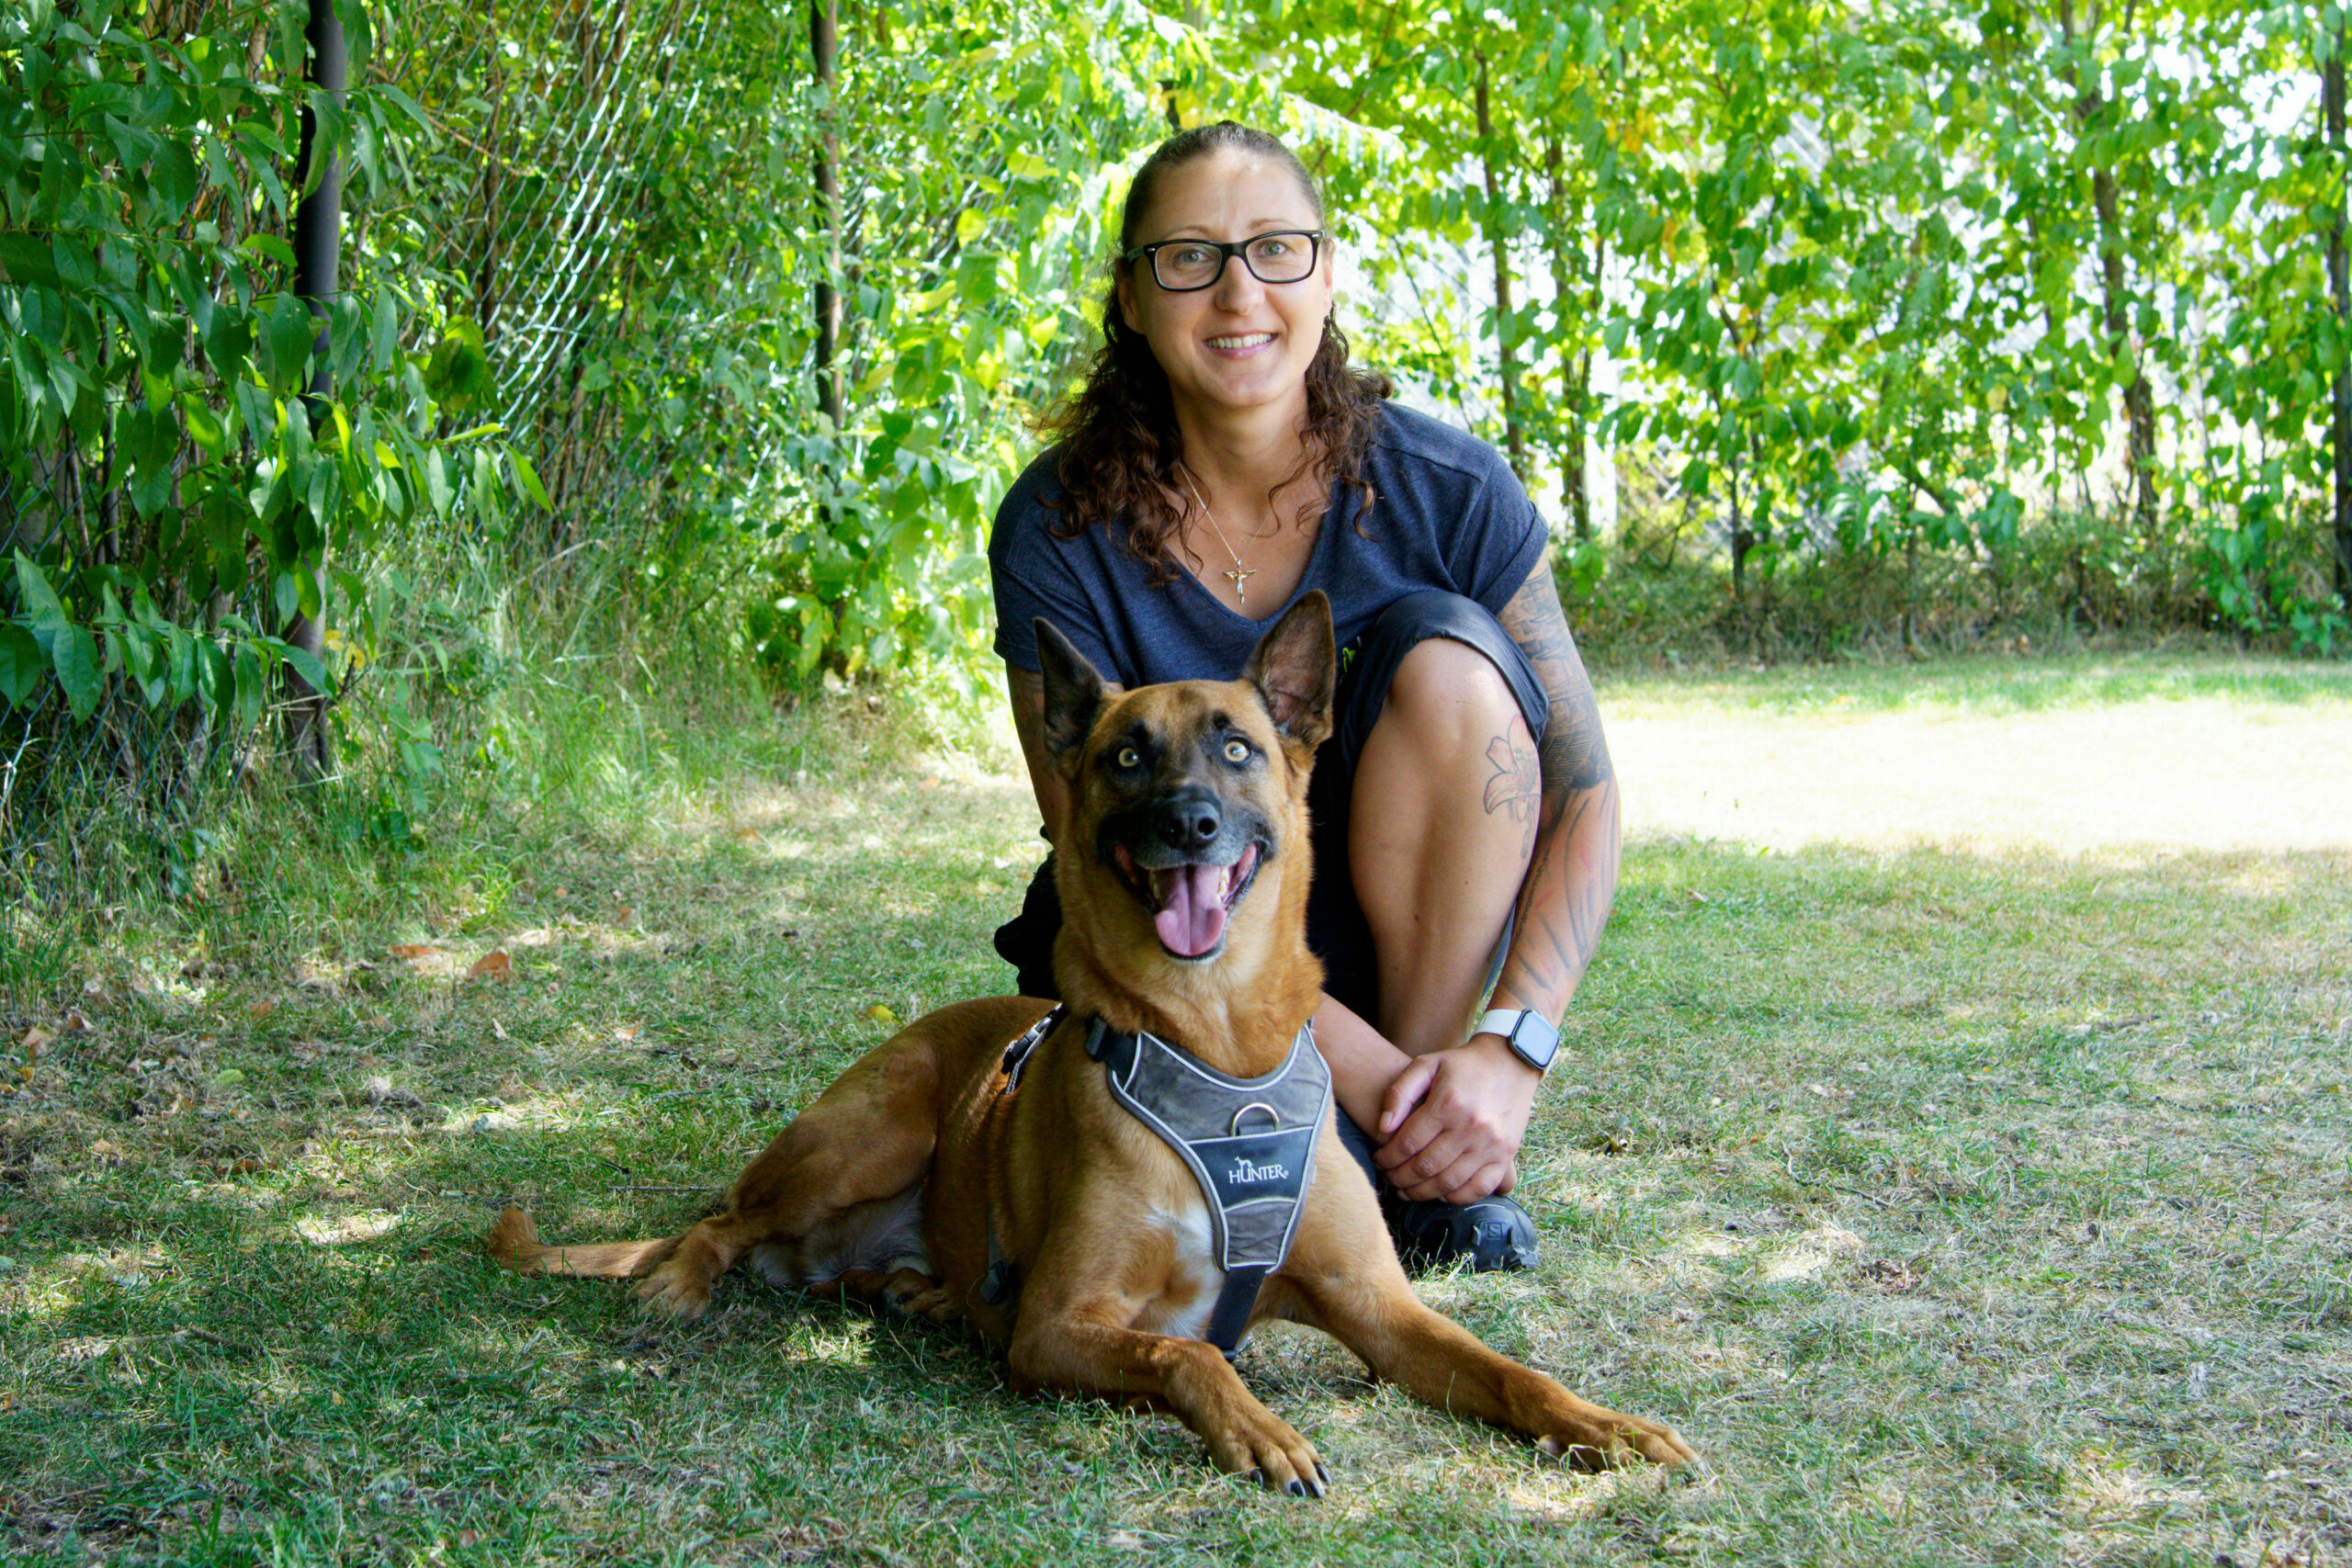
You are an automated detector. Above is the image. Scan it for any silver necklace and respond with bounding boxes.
[1178,464,1257,605]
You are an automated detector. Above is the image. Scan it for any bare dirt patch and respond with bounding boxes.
[1612,695,2352,852]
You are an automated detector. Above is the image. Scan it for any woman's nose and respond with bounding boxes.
[1209,253,1266,309]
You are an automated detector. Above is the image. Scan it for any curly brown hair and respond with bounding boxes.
[1037,121,1392,585]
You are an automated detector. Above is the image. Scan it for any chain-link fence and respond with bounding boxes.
[0,0,769,911]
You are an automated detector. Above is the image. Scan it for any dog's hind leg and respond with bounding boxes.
[633,1029,949,1319]
[814,1267,961,1325]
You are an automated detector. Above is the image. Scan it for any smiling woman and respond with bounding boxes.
[988,121,1624,1276]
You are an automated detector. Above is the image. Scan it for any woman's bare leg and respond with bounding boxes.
[1348,636,1538,1059]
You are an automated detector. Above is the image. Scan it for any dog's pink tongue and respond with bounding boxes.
[1152,863,1227,957]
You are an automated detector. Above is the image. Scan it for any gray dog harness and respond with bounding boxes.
[1086,1014,1331,1356]
[978,1009,1332,1359]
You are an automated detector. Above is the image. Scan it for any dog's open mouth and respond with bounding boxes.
[1111,842,1262,960]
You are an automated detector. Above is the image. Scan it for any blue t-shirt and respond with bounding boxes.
[989,403,1546,683]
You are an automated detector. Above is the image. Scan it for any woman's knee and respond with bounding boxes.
[1379,636,1521,743]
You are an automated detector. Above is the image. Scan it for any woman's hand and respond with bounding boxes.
[1373,1033,1541,1204]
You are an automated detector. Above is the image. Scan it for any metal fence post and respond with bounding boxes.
[285,0,345,777]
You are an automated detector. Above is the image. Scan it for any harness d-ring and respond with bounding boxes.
[1230,1101,1280,1136]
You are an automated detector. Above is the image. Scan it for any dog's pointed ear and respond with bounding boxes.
[1035,618,1107,761]
[1244,592,1335,750]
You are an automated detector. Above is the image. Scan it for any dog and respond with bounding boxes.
[487,592,1693,1493]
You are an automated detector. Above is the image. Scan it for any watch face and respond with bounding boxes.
[1495,1010,1556,1071]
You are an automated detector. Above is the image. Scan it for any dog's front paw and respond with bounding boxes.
[1538,1410,1696,1471]
[1204,1408,1330,1499]
[632,1263,714,1319]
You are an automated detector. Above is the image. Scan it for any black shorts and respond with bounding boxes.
[993,589,1549,1027]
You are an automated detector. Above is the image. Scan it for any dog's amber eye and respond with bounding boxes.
[1224,739,1250,763]
[1116,746,1140,769]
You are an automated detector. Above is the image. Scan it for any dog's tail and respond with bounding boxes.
[485,1206,682,1279]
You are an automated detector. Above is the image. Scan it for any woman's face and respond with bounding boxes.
[1116,148,1335,433]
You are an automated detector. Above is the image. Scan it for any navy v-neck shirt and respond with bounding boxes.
[989,403,1546,683]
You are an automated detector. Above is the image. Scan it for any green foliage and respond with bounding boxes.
[0,0,534,891]
[5,0,2346,907]
[1248,0,2349,639]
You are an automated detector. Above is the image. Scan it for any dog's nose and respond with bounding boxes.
[1155,792,1223,851]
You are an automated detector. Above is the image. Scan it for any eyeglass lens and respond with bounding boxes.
[1154,233,1317,290]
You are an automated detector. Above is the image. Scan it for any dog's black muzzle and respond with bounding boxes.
[1097,785,1274,962]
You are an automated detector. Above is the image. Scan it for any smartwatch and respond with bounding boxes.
[1474,1008,1560,1075]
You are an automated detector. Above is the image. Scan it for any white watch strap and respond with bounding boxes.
[1474,1008,1558,1070]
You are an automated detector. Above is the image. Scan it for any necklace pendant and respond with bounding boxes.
[1226,567,1255,604]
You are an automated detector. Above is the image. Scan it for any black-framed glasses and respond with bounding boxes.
[1121,230,1326,292]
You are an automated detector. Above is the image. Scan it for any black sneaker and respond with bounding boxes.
[1390,1192,1539,1273]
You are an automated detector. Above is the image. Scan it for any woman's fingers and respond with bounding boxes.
[1376,1054,1440,1138]
[1375,1040,1538,1199]
[1440,1160,1511,1206]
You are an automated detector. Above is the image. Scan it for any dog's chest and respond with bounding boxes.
[1134,1198,1218,1341]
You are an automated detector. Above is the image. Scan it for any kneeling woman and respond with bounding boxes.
[989,120,1619,1272]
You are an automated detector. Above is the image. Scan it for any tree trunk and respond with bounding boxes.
[1545,139,1594,542]
[1475,56,1526,479]
[284,0,344,781]
[2328,22,2351,612]
[811,0,843,429]
[2059,0,2159,539]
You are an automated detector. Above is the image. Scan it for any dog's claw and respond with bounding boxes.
[1315,1461,1330,1488]
[1285,1478,1305,1497]
[1247,1468,1264,1489]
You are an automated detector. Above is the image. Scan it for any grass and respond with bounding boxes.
[1,652,2346,1566]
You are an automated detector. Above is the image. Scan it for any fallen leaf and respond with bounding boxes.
[469,951,514,982]
[90,1139,123,1163]
[20,1026,55,1058]
[865,1004,897,1025]
[62,1008,94,1032]
[733,829,762,844]
[247,998,277,1021]
[390,944,438,966]
[491,1018,509,1040]
[614,1024,640,1043]
[611,906,633,925]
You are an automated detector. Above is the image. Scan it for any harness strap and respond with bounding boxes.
[1204,1264,1273,1356]
[978,1005,1065,1315]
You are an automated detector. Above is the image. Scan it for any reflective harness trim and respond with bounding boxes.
[976,1008,1332,1359]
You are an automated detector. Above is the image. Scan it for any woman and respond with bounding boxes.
[989,121,1620,1273]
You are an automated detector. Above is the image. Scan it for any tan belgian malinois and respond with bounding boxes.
[487,592,1693,1493]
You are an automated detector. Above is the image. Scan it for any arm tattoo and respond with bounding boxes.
[1497,559,1612,793]
[1494,556,1622,1013]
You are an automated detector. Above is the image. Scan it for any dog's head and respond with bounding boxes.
[1037,593,1334,982]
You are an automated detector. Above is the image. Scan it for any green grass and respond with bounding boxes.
[1,657,2346,1566]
